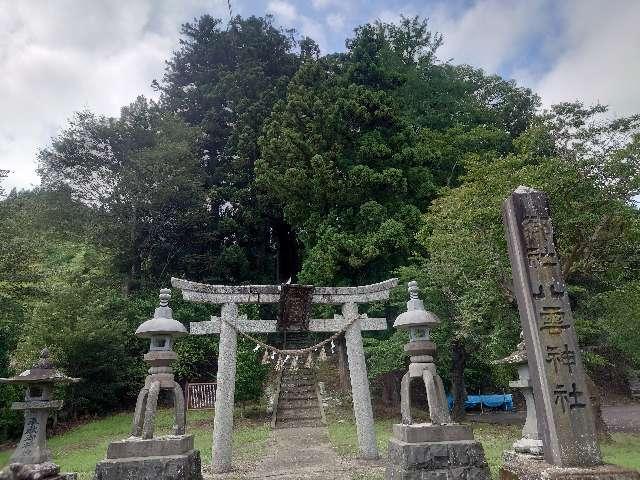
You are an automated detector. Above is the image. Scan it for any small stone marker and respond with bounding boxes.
[496,333,543,456]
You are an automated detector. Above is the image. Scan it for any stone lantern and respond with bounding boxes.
[385,281,490,480]
[132,287,188,439]
[94,289,201,480]
[0,348,79,480]
[496,333,543,456]
[394,281,450,425]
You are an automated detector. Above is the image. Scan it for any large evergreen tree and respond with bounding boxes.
[257,17,539,287]
[158,15,305,282]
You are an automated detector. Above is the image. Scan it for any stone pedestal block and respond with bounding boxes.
[500,451,640,480]
[95,435,201,480]
[106,435,194,459]
[385,424,491,480]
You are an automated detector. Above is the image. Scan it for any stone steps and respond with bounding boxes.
[274,336,325,429]
[275,417,324,428]
[278,399,316,409]
[276,407,322,420]
[280,394,316,402]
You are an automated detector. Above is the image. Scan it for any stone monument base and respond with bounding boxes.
[385,424,491,480]
[500,451,640,480]
[94,435,202,480]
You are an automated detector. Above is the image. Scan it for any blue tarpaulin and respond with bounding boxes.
[447,394,514,411]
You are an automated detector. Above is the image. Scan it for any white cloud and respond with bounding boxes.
[427,0,554,74]
[267,0,329,50]
[530,0,640,116]
[311,0,344,9]
[267,0,298,23]
[374,0,640,118]
[326,13,346,32]
[0,0,225,191]
[2,0,639,192]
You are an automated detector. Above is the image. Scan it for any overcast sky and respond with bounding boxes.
[1,0,640,190]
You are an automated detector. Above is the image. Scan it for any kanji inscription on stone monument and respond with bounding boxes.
[503,186,601,467]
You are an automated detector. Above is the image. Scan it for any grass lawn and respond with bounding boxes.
[327,418,640,479]
[0,409,269,480]
[2,410,638,480]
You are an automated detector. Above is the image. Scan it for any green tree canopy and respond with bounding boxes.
[257,17,539,286]
[38,97,208,291]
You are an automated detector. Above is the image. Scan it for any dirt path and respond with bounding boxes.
[466,404,640,433]
[602,404,640,433]
[247,427,352,479]
[206,426,383,480]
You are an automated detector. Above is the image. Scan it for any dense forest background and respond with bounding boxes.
[1,14,639,440]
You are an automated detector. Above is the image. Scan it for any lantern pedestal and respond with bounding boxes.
[500,451,639,480]
[94,435,201,480]
[386,424,490,480]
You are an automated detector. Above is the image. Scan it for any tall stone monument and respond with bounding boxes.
[501,186,639,479]
[94,289,202,480]
[0,349,79,480]
[385,281,491,480]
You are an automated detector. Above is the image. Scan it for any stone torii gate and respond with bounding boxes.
[171,277,398,473]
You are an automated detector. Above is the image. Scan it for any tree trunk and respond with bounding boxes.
[124,206,141,296]
[337,335,350,393]
[275,221,299,283]
[451,339,467,421]
[380,370,403,406]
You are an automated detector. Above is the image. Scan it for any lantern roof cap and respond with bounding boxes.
[0,348,80,384]
[393,281,440,329]
[135,289,187,338]
[495,332,528,365]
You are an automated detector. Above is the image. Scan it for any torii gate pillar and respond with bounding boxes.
[343,302,378,459]
[172,277,398,472]
[211,303,237,473]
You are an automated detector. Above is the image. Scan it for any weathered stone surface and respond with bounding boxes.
[500,451,639,479]
[344,302,379,460]
[211,303,238,473]
[94,450,202,480]
[131,290,188,440]
[189,316,387,334]
[177,279,395,470]
[11,410,51,464]
[107,435,194,459]
[0,462,76,480]
[386,438,491,480]
[392,424,474,443]
[503,187,601,466]
[404,341,436,357]
[171,277,398,305]
[0,462,61,480]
